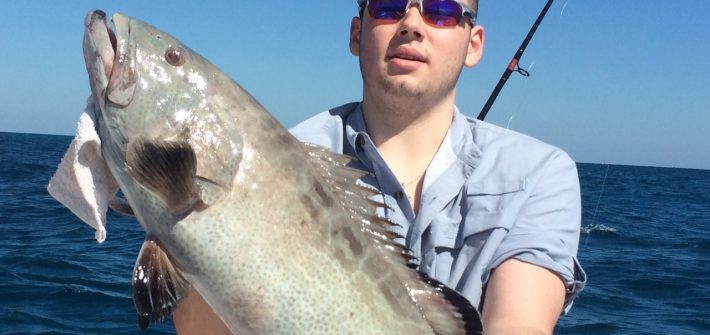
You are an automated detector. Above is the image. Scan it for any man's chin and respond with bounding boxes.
[380,78,426,98]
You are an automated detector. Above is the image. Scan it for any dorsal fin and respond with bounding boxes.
[416,272,484,335]
[125,138,205,217]
[302,143,409,256]
[302,142,483,334]
[132,237,191,330]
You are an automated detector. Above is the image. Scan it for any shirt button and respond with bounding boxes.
[356,135,365,152]
[394,191,404,200]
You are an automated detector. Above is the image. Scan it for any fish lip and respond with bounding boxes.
[386,46,428,63]
[84,10,138,114]
[84,10,117,85]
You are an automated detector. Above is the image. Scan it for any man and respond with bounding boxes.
[174,1,586,334]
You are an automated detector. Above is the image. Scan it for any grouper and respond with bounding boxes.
[80,9,482,334]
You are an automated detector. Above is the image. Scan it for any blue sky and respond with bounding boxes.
[1,1,708,169]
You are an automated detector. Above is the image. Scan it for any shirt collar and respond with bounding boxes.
[450,106,482,170]
[342,103,481,169]
[343,103,376,171]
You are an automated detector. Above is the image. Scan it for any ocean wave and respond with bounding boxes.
[581,223,618,235]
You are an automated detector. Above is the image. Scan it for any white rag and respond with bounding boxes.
[47,99,118,243]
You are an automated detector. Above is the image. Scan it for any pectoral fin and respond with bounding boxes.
[132,237,191,330]
[126,139,205,217]
[108,195,134,217]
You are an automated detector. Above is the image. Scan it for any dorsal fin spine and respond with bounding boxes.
[301,142,483,335]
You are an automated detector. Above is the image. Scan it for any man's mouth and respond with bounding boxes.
[388,54,426,62]
[387,47,427,63]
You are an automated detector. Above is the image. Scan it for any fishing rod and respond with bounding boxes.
[477,0,555,121]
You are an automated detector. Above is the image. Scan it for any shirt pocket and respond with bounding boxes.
[459,179,526,245]
[465,180,525,214]
[427,180,526,251]
[421,180,525,279]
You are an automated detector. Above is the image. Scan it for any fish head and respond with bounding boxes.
[85,11,198,138]
[82,10,243,233]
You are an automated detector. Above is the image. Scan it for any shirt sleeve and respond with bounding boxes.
[289,102,360,152]
[488,149,587,314]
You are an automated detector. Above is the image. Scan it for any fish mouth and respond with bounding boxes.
[83,10,137,109]
[84,10,116,83]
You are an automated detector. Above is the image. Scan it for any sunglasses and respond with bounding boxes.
[357,0,477,27]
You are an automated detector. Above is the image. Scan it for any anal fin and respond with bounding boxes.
[133,237,191,330]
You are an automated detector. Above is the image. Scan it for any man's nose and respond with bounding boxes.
[398,2,425,38]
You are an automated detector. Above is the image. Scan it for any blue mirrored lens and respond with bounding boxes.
[367,0,464,27]
[369,0,408,20]
[422,0,461,26]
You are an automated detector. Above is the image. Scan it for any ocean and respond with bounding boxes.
[0,131,708,335]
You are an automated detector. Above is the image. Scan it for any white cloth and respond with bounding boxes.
[47,100,118,243]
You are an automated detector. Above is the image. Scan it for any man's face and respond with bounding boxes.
[350,0,484,102]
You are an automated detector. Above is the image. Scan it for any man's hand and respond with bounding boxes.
[173,288,233,335]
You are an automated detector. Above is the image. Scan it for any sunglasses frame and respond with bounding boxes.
[357,0,477,27]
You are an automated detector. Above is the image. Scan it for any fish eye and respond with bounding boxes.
[165,47,187,66]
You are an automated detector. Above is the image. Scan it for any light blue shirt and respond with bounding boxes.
[290,102,586,313]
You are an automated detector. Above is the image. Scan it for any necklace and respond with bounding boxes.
[399,169,426,189]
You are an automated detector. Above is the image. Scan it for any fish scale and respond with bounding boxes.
[80,9,482,334]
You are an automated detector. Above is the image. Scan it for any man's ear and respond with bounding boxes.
[350,17,362,56]
[464,25,485,67]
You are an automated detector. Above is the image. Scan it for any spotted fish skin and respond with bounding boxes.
[82,9,482,335]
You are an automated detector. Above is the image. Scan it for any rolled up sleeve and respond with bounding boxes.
[488,149,587,314]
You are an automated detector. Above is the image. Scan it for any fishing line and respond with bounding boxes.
[506,116,515,129]
[581,164,611,250]
[560,0,570,16]
[505,61,535,129]
[477,0,555,121]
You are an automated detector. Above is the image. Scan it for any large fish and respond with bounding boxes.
[81,9,482,334]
